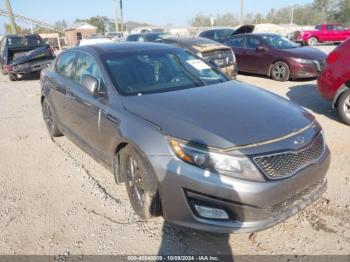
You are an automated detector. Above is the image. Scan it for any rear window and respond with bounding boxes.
[6,35,45,48]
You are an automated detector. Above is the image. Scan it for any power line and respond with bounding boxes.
[0,9,63,33]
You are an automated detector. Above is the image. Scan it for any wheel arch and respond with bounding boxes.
[268,59,290,76]
[333,81,350,108]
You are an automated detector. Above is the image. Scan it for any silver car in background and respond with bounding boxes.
[40,43,330,233]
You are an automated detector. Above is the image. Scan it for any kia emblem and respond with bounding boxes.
[294,136,306,145]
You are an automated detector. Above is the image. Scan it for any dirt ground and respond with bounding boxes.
[0,45,349,257]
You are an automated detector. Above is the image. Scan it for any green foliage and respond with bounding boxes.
[74,16,112,34]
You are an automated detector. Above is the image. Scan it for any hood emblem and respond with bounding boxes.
[294,136,306,146]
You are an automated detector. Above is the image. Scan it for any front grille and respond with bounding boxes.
[254,132,325,179]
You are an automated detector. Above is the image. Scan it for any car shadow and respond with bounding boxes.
[17,72,41,81]
[238,71,316,82]
[157,140,239,261]
[286,83,338,121]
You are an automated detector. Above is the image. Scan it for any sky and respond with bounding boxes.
[0,0,313,34]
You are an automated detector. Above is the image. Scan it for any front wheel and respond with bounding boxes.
[120,146,161,219]
[271,61,290,82]
[337,90,350,125]
[307,37,318,46]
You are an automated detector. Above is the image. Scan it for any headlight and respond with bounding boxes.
[291,58,315,64]
[196,52,203,58]
[169,139,264,181]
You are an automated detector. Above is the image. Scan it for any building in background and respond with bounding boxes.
[64,22,97,46]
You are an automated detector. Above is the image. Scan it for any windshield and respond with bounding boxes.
[102,49,228,95]
[6,35,45,48]
[262,35,298,49]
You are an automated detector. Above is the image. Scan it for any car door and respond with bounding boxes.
[48,51,78,130]
[224,36,247,72]
[66,51,110,159]
[244,36,270,74]
[325,25,337,42]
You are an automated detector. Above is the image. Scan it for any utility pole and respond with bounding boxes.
[113,0,119,32]
[240,0,244,25]
[4,0,18,34]
[119,0,124,32]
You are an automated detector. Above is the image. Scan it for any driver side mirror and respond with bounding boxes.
[256,45,268,52]
[82,74,105,96]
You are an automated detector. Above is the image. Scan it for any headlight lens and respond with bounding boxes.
[291,58,315,64]
[169,139,264,181]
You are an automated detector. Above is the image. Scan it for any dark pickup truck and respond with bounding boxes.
[0,34,55,81]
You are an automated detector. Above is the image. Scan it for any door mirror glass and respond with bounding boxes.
[82,74,98,95]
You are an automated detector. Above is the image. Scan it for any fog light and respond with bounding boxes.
[194,204,229,220]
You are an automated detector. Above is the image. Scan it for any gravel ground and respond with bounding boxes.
[0,45,349,257]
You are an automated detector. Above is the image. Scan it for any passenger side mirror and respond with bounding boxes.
[256,45,268,52]
[82,74,99,95]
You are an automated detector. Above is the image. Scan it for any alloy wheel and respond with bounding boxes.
[272,63,287,81]
[343,95,350,120]
[126,156,145,208]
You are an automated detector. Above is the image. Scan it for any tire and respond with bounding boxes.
[271,61,290,82]
[337,90,350,126]
[9,73,17,81]
[307,37,318,46]
[119,146,162,219]
[41,98,62,137]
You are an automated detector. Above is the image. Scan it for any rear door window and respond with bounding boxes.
[226,36,245,48]
[56,52,77,80]
[246,36,262,49]
[326,25,334,31]
[6,35,45,48]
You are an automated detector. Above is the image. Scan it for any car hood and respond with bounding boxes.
[282,47,327,60]
[121,81,314,149]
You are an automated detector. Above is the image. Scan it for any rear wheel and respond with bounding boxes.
[42,98,62,137]
[337,90,350,125]
[120,146,161,219]
[271,61,290,82]
[307,37,318,46]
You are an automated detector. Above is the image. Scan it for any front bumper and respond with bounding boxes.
[150,145,330,233]
[290,59,325,79]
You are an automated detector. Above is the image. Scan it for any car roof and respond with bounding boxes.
[71,42,177,54]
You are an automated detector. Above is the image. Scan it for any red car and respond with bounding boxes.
[294,24,350,46]
[224,33,327,81]
[318,39,350,125]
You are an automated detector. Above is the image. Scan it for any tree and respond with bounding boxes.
[75,16,111,34]
[189,14,212,27]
